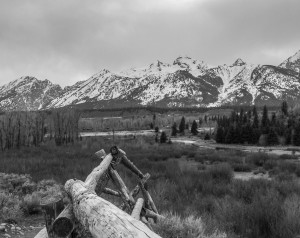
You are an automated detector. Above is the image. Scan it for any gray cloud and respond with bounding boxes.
[0,0,299,86]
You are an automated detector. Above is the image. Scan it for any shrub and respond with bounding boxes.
[207,163,233,183]
[160,131,167,143]
[232,163,252,172]
[153,212,226,238]
[0,192,23,221]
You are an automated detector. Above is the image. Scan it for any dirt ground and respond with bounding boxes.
[0,215,45,238]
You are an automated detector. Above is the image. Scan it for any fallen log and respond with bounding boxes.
[65,179,161,238]
[40,195,64,238]
[51,152,114,237]
[52,204,74,237]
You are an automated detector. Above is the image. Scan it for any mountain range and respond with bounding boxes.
[1,50,300,111]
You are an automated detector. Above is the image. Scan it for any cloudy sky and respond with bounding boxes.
[0,0,299,87]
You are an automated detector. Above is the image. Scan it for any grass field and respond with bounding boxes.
[1,136,300,238]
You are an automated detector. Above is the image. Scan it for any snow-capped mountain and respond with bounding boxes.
[279,50,300,73]
[1,51,300,111]
[0,76,62,111]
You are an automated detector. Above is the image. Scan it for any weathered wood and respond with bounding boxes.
[85,153,113,190]
[52,204,75,237]
[52,151,114,237]
[34,227,48,238]
[144,208,165,222]
[65,179,162,238]
[121,154,144,178]
[102,187,120,197]
[139,181,158,214]
[108,167,134,208]
[120,173,150,210]
[40,195,64,238]
[131,198,144,220]
[139,182,159,223]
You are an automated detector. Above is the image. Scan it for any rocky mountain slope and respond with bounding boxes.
[0,76,62,111]
[1,50,300,111]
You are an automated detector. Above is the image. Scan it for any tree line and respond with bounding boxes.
[215,101,300,146]
[0,109,81,151]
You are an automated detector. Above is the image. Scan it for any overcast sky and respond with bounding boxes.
[0,0,299,87]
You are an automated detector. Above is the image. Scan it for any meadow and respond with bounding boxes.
[1,135,300,238]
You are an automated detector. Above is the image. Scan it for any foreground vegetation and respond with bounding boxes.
[1,136,300,238]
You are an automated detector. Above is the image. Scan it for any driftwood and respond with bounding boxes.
[36,146,162,238]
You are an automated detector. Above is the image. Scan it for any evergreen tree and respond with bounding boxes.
[179,117,185,134]
[160,131,167,143]
[215,127,224,143]
[285,128,292,145]
[293,123,300,146]
[239,108,244,124]
[204,133,210,140]
[171,122,177,136]
[185,123,189,130]
[204,115,208,124]
[281,101,288,116]
[225,126,235,144]
[267,128,278,145]
[271,113,277,125]
[198,118,203,127]
[253,105,259,128]
[242,123,253,144]
[252,128,261,144]
[261,105,269,134]
[191,120,198,135]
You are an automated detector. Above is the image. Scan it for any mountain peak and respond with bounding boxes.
[279,50,300,72]
[232,58,246,66]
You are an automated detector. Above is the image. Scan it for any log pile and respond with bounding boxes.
[35,146,163,238]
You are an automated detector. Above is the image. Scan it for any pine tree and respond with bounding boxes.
[185,123,189,130]
[253,105,259,128]
[160,131,167,143]
[293,123,300,146]
[225,126,234,144]
[191,120,198,135]
[267,128,278,145]
[271,113,276,125]
[179,116,185,134]
[204,133,210,140]
[215,127,224,143]
[281,101,288,116]
[261,105,269,134]
[198,118,203,127]
[171,122,177,136]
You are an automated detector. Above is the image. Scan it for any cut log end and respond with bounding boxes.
[52,217,74,237]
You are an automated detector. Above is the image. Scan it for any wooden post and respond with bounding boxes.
[131,198,144,220]
[65,179,161,238]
